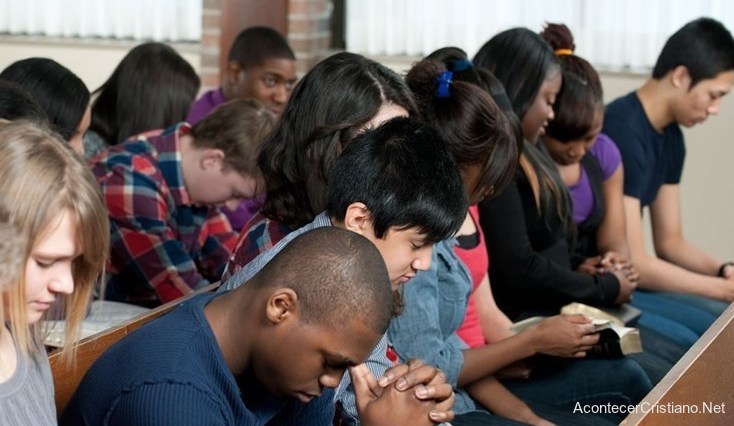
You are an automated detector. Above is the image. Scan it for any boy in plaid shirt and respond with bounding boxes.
[91,99,274,306]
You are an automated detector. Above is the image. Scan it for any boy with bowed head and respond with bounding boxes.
[62,227,447,425]
[91,99,275,307]
[603,17,734,317]
[221,117,466,424]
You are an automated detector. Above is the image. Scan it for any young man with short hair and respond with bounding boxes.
[220,117,468,424]
[603,18,734,325]
[61,228,448,425]
[187,26,298,122]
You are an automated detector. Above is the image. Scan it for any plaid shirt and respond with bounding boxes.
[221,212,293,282]
[91,123,237,306]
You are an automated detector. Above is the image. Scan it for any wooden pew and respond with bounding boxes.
[49,282,220,416]
[621,303,734,425]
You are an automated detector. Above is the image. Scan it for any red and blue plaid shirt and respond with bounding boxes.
[91,123,237,306]
[221,212,293,282]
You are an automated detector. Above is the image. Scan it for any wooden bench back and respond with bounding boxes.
[621,302,734,425]
[49,283,220,416]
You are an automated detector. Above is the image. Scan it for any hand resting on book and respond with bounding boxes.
[521,314,601,358]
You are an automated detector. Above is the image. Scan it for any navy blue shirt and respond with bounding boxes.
[60,293,335,425]
[603,92,685,207]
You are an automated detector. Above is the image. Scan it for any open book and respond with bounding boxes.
[589,324,642,357]
[511,316,612,333]
[510,302,643,357]
[560,302,641,327]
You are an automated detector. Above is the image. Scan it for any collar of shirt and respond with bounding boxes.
[146,122,193,207]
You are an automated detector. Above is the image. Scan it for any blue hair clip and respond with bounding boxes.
[435,71,453,98]
[452,59,473,72]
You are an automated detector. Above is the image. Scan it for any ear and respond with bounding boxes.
[225,60,243,84]
[342,202,372,235]
[265,288,299,325]
[199,149,226,171]
[671,65,692,90]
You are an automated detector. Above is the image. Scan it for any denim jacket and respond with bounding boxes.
[387,239,479,414]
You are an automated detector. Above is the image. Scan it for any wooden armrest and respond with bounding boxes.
[50,282,221,416]
[621,302,734,425]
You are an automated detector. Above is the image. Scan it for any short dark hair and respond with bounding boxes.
[0,80,48,123]
[541,23,603,141]
[90,42,200,145]
[328,117,467,243]
[652,17,734,87]
[191,99,275,174]
[228,26,296,69]
[259,52,418,229]
[407,59,520,201]
[253,227,393,333]
[0,58,89,141]
[474,28,560,120]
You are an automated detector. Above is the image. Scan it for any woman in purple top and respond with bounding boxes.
[564,135,619,224]
[540,24,631,272]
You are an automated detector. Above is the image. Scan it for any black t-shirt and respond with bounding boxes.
[603,92,685,207]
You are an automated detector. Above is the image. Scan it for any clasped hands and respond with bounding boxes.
[350,359,455,426]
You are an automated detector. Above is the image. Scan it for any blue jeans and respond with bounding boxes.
[630,326,685,384]
[632,290,718,347]
[501,357,651,422]
[651,291,730,318]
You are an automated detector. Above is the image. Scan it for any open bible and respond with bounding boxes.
[510,302,643,357]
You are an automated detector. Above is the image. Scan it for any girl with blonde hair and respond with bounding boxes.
[0,120,109,423]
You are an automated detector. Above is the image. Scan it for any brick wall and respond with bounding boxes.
[200,0,222,90]
[199,0,333,91]
[287,0,333,75]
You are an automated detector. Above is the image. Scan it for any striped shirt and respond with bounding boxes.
[221,212,293,282]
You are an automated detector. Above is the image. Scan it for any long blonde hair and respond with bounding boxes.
[0,199,26,327]
[0,120,109,361]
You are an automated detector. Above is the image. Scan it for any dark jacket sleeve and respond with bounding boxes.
[478,178,620,319]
